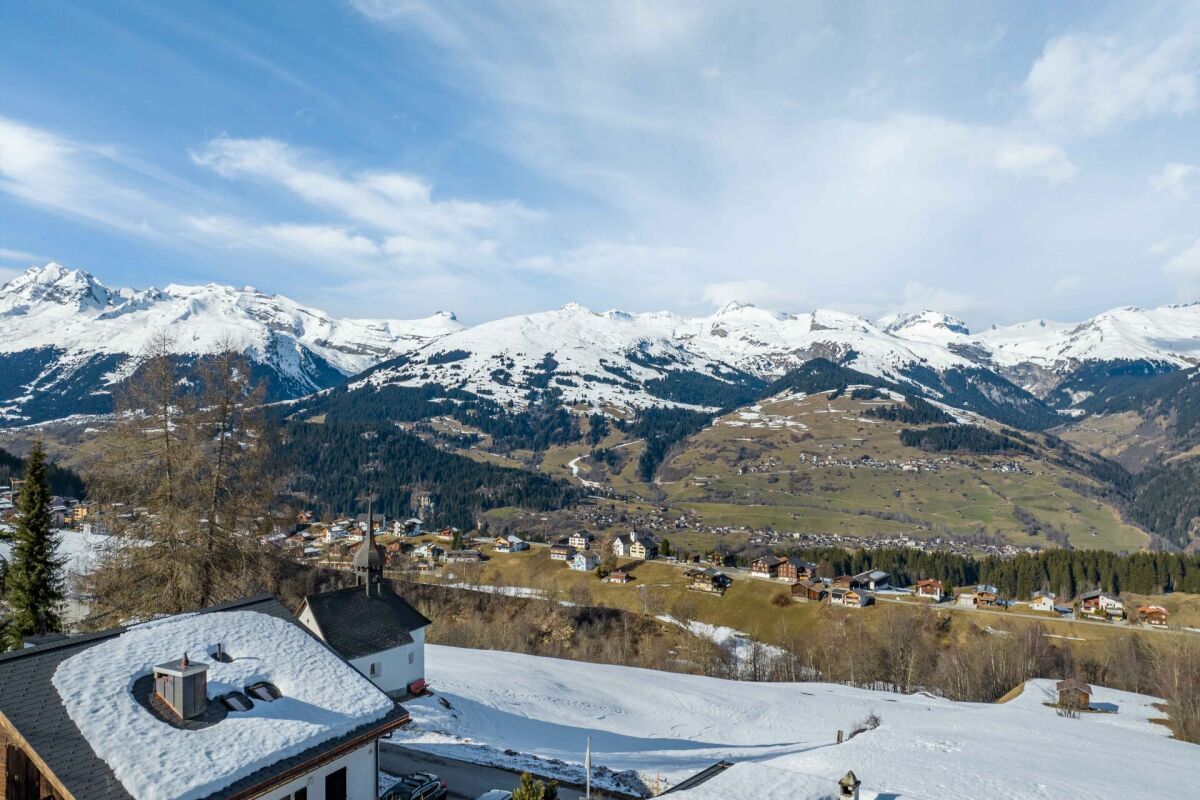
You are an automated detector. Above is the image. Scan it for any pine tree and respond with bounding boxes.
[3,442,65,649]
[512,773,558,800]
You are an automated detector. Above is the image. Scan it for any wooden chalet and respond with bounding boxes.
[830,575,854,590]
[751,556,786,579]
[791,579,827,602]
[607,570,631,584]
[1056,677,1093,710]
[915,579,943,599]
[973,584,1001,607]
[777,558,818,583]
[830,587,869,608]
[1138,605,1169,627]
[687,568,732,595]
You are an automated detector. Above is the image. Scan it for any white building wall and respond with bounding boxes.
[349,628,426,694]
[256,740,377,800]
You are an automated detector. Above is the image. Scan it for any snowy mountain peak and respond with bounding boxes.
[0,263,462,424]
[0,263,112,315]
[880,310,971,338]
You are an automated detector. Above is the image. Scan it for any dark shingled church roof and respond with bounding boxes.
[301,582,431,661]
[0,594,408,800]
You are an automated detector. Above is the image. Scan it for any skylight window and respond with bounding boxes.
[246,681,281,702]
[218,691,253,712]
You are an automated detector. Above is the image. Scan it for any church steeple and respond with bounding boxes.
[353,500,384,596]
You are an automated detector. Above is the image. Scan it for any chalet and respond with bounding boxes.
[830,587,869,607]
[973,584,1001,607]
[915,579,943,599]
[435,527,458,542]
[608,570,631,584]
[549,542,576,561]
[750,556,786,579]
[791,579,827,602]
[492,535,529,553]
[850,569,890,591]
[1056,677,1093,710]
[0,594,408,800]
[445,549,485,563]
[568,531,596,551]
[687,568,732,595]
[571,550,601,572]
[1079,590,1125,619]
[1138,605,1169,627]
[830,575,855,590]
[778,558,818,583]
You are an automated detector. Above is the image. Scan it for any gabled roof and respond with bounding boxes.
[1056,677,1093,695]
[0,594,407,800]
[1079,589,1119,601]
[301,583,431,661]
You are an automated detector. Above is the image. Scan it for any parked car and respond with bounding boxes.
[476,792,513,800]
[380,772,448,800]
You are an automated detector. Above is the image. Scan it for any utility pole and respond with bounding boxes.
[585,736,591,799]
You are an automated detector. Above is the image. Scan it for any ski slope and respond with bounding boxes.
[393,645,1197,799]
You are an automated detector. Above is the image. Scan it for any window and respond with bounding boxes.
[408,652,414,665]
[293,789,307,800]
[369,662,381,677]
[324,767,347,800]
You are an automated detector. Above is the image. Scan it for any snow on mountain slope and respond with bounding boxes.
[0,264,460,423]
[978,304,1200,370]
[394,645,1196,800]
[358,301,979,411]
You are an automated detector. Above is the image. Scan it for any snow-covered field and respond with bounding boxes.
[393,645,1197,799]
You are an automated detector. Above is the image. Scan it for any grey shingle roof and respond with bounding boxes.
[0,594,407,800]
[301,582,431,661]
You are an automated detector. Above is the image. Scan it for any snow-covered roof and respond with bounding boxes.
[49,605,396,800]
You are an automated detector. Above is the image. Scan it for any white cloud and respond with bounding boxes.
[191,136,535,267]
[896,281,976,316]
[701,279,792,310]
[1163,239,1200,298]
[0,247,41,263]
[1150,161,1200,198]
[1025,32,1200,135]
[993,140,1076,183]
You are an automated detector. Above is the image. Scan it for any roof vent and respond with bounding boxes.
[152,655,209,720]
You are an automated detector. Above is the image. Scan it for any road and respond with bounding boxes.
[380,743,592,800]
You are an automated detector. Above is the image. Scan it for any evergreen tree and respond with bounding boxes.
[512,773,558,800]
[3,442,65,649]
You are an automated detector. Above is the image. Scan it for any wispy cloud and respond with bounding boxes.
[1150,161,1200,198]
[1025,31,1200,136]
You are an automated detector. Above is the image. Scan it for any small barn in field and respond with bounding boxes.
[1055,677,1093,710]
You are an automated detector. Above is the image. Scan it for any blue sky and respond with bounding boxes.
[2,1,1199,326]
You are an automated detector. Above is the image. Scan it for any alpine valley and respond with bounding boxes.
[4,263,1200,550]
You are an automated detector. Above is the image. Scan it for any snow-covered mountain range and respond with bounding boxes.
[0,264,461,424]
[357,298,1200,427]
[4,262,1199,427]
